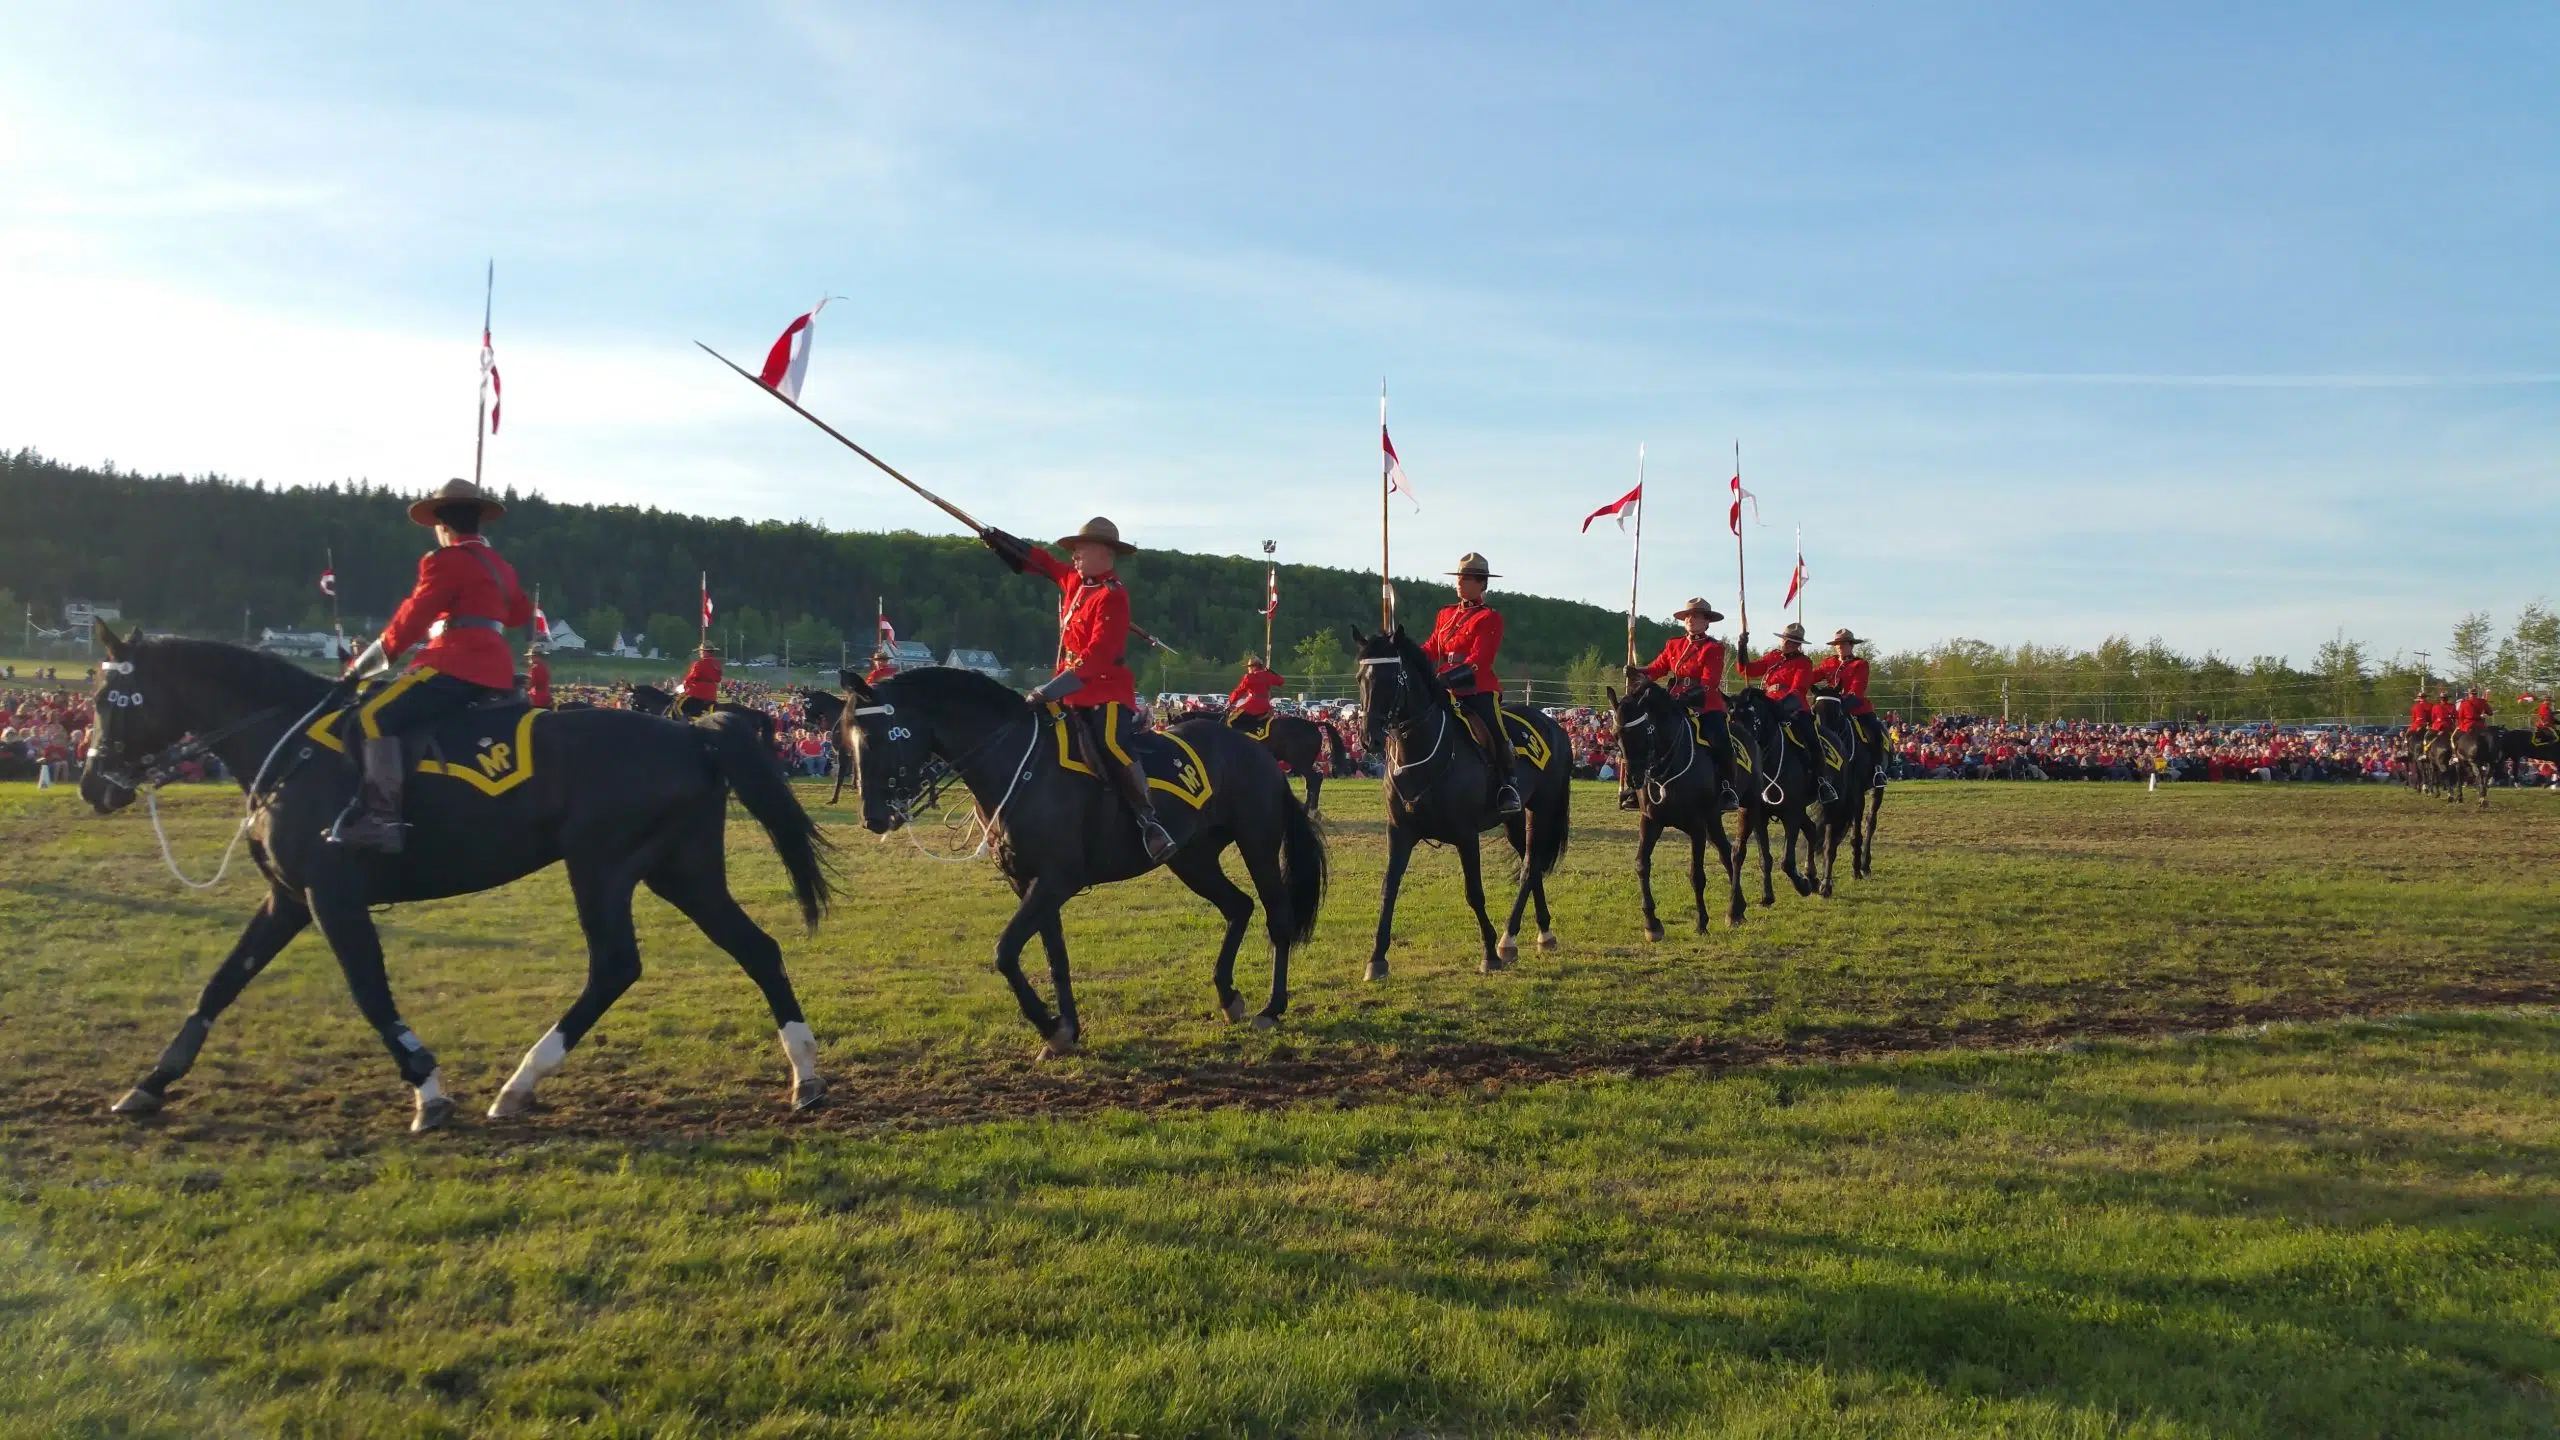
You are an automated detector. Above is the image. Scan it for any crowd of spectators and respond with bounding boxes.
[0,669,94,785]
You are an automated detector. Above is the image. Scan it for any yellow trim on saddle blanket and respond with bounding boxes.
[1445,694,1555,773]
[308,702,544,797]
[1233,710,1276,741]
[1050,703,1214,810]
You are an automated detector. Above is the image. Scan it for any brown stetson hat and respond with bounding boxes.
[1447,552,1500,579]
[407,477,507,527]
[1828,627,1864,647]
[1777,621,1807,643]
[1055,516,1137,556]
[1674,596,1725,623]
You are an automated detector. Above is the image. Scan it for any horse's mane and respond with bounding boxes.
[139,637,333,711]
[878,664,1023,715]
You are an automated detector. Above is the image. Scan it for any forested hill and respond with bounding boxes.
[1,451,1670,685]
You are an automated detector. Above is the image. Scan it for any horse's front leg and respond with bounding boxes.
[1036,906,1084,1054]
[992,876,1070,1054]
[1636,815,1665,942]
[1687,825,1712,934]
[1819,810,1843,898]
[306,874,453,1132]
[113,886,310,1115]
[1367,827,1417,982]
[1754,809,1777,906]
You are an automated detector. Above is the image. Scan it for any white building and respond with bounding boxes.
[538,620,587,652]
[258,627,342,659]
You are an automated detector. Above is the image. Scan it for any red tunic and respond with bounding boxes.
[864,662,896,685]
[1808,655,1874,714]
[2535,701,2556,731]
[2455,695,2491,732]
[1738,647,1813,702]
[1024,547,1136,709]
[2409,699,2431,732]
[1423,602,1503,696]
[526,658,552,709]
[1227,668,1284,716]
[1642,634,1727,710]
[680,656,723,703]
[378,536,533,691]
[2430,701,2455,733]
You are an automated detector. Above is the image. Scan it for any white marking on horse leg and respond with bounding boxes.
[779,1021,820,1084]
[489,1027,568,1118]
[411,1069,456,1132]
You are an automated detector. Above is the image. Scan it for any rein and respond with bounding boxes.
[1361,653,1454,808]
[852,698,1043,860]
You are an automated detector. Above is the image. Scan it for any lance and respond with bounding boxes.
[699,340,1179,656]
[326,545,344,654]
[1733,439,1750,642]
[1626,445,1644,666]
[473,260,494,488]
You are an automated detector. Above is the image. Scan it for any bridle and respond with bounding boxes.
[1359,649,1451,805]
[85,660,295,795]
[1615,688,1697,803]
[846,697,1036,835]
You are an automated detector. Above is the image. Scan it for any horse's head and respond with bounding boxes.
[840,674,937,834]
[1609,669,1677,785]
[1349,625,1431,752]
[799,688,846,731]
[80,621,174,814]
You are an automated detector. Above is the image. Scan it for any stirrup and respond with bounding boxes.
[1497,784,1524,815]
[1137,814,1177,862]
[327,812,407,854]
[1616,787,1640,811]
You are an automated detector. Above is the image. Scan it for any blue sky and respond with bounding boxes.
[2,3,2551,660]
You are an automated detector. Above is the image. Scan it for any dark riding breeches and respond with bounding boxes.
[676,695,713,719]
[1455,690,1517,782]
[357,669,499,740]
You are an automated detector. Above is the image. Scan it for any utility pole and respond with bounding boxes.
[2001,676,2010,723]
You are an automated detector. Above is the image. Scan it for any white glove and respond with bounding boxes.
[346,639,392,679]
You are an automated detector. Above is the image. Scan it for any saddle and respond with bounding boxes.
[1047,703,1215,810]
[314,694,543,797]
[1230,710,1276,742]
[1442,695,1555,775]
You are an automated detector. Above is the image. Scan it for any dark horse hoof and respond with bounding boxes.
[1645,921,1665,944]
[791,1076,830,1111]
[411,1095,458,1134]
[1040,1026,1082,1060]
[111,1084,165,1115]
[1365,959,1389,983]
[1220,993,1249,1023]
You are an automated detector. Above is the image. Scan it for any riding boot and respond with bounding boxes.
[1120,754,1178,862]
[329,736,408,853]
[1483,698,1524,814]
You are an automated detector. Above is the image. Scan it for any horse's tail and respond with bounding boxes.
[1321,721,1354,774]
[1274,785,1327,948]
[699,711,834,932]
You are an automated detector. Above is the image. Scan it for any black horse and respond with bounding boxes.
[79,626,833,1131]
[1351,627,1573,979]
[839,667,1325,1054]
[2445,725,2502,807]
[2500,726,2560,779]
[1729,688,1821,904]
[797,687,856,803]
[1608,673,1743,938]
[1810,694,1886,893]
[1233,710,1357,814]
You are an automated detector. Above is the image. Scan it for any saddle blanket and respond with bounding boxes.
[313,697,542,797]
[1049,703,1214,809]
[1230,710,1276,741]
[1441,695,1556,774]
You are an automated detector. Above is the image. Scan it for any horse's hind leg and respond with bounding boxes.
[1236,836,1297,1026]
[1687,826,1711,934]
[306,875,452,1132]
[1170,845,1256,1024]
[1303,771,1322,816]
[490,854,649,1120]
[1455,833,1509,972]
[1752,811,1777,906]
[638,854,825,1111]
[113,887,309,1115]
[1034,908,1083,1054]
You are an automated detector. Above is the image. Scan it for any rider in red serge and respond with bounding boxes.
[1424,552,1522,815]
[980,515,1176,862]
[863,648,897,686]
[678,645,722,719]
[1631,596,1728,809]
[2456,688,2493,733]
[1809,626,1880,755]
[1738,621,1825,796]
[2430,687,2456,736]
[1226,656,1284,730]
[2408,687,2433,736]
[525,646,552,709]
[332,478,533,853]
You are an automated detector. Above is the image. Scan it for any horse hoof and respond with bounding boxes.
[411,1095,457,1134]
[1220,993,1248,1023]
[1040,1027,1082,1060]
[1645,922,1665,944]
[1250,1014,1278,1033]
[1365,960,1389,983]
[1536,930,1558,952]
[790,1076,830,1112]
[487,1087,535,1120]
[110,1086,163,1116]
[1496,937,1519,964]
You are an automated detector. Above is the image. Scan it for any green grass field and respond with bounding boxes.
[3,779,2555,1436]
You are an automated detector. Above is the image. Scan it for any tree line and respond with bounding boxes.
[0,450,1672,685]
